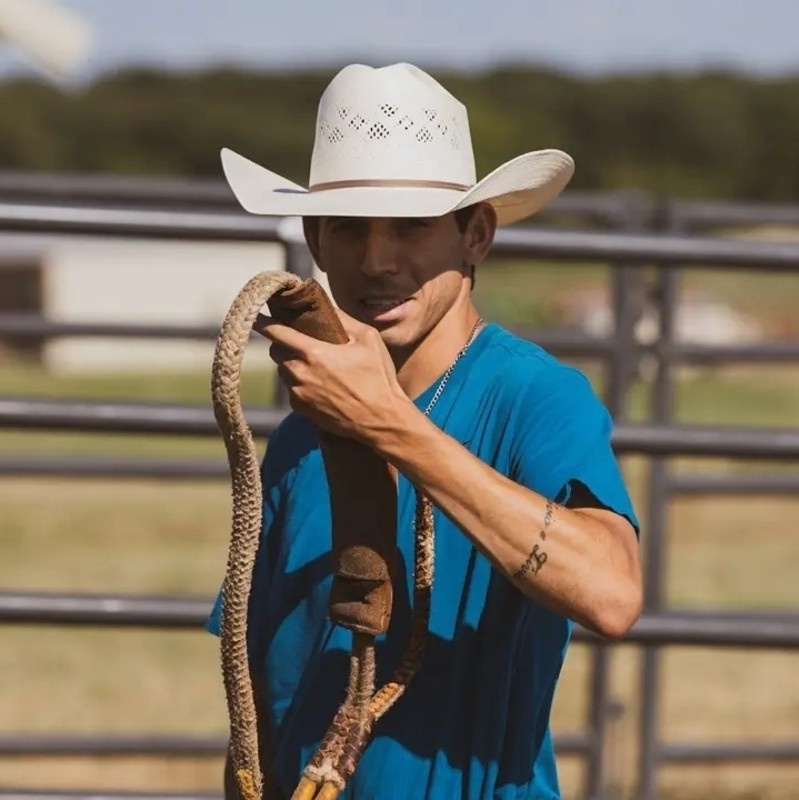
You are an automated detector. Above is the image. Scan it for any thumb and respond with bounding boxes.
[335,306,368,334]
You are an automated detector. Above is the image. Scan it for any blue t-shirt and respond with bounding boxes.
[208,323,638,800]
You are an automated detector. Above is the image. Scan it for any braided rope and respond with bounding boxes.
[368,490,434,720]
[302,635,377,791]
[212,270,304,800]
[213,271,437,800]
[296,492,435,799]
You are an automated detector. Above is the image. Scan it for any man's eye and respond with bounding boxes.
[397,218,429,232]
[330,219,364,234]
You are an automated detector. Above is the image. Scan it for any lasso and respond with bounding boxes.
[211,272,434,800]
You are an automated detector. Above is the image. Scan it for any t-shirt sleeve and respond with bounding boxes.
[509,365,639,535]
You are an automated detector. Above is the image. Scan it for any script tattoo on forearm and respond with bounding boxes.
[512,499,557,581]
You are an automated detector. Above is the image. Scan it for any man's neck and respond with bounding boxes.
[392,299,482,401]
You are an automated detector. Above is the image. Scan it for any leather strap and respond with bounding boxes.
[267,279,397,636]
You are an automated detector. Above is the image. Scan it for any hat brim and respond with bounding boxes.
[221,147,574,227]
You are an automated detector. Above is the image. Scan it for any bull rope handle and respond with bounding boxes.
[211,271,435,800]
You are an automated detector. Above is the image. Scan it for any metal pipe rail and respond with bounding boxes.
[0,171,641,225]
[2,171,798,232]
[0,456,230,480]
[3,201,799,269]
[0,731,579,759]
[0,203,281,242]
[0,171,233,209]
[3,456,799,498]
[5,734,799,765]
[0,792,221,800]
[0,315,224,342]
[668,472,799,496]
[0,735,226,758]
[2,174,797,244]
[2,396,799,460]
[0,317,619,358]
[671,198,799,231]
[3,592,799,650]
[0,397,285,437]
[0,732,589,759]
[660,741,799,764]
[0,592,210,628]
[5,315,799,365]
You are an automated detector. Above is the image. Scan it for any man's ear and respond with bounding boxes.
[302,217,324,270]
[464,203,497,266]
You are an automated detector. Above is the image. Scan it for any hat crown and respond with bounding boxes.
[309,63,477,188]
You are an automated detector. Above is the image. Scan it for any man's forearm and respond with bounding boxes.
[367,401,642,638]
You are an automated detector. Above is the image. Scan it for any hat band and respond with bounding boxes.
[309,178,470,192]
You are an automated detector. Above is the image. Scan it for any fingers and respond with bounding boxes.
[334,307,373,339]
[334,307,360,329]
[255,308,366,349]
[252,312,272,339]
[269,341,296,367]
[254,317,316,352]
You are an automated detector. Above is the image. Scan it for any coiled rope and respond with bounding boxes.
[212,271,434,800]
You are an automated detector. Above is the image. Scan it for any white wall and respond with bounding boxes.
[41,236,329,373]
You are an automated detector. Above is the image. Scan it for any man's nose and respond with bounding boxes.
[359,229,399,277]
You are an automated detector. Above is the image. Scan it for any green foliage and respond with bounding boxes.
[3,65,799,201]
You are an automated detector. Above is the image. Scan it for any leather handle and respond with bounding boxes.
[268,278,349,345]
[268,279,397,636]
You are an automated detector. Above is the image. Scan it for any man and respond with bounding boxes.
[208,63,642,800]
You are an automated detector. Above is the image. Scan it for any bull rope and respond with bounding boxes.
[211,271,434,800]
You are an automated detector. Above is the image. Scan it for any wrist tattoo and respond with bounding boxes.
[539,499,556,541]
[513,544,547,580]
[512,498,558,581]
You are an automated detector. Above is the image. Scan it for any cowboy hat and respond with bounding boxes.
[221,63,575,226]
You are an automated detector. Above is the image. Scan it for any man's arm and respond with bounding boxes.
[367,404,642,638]
[260,317,642,639]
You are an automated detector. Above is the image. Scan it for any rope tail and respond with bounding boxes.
[212,270,304,800]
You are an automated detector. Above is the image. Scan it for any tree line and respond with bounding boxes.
[2,65,798,202]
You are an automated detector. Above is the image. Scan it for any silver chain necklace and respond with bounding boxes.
[422,316,485,417]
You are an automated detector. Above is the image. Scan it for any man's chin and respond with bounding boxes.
[375,322,416,352]
[345,306,418,350]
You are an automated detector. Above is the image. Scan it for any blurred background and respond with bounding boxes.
[0,2,798,799]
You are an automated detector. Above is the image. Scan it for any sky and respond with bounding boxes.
[1,0,799,82]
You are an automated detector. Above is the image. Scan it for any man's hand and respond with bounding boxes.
[259,309,409,441]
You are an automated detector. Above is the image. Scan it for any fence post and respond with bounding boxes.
[605,193,651,418]
[635,199,680,800]
[584,192,651,800]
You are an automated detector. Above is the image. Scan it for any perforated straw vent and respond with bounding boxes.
[319,104,462,151]
[368,122,389,140]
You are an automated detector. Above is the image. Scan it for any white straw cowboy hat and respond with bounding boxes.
[221,62,575,226]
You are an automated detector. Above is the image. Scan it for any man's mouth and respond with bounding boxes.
[361,298,409,310]
[359,296,412,322]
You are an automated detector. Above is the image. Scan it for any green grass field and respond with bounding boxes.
[1,259,798,799]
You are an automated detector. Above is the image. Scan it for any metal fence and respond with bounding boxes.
[0,175,798,800]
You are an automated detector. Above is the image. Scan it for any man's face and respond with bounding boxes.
[304,209,492,351]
